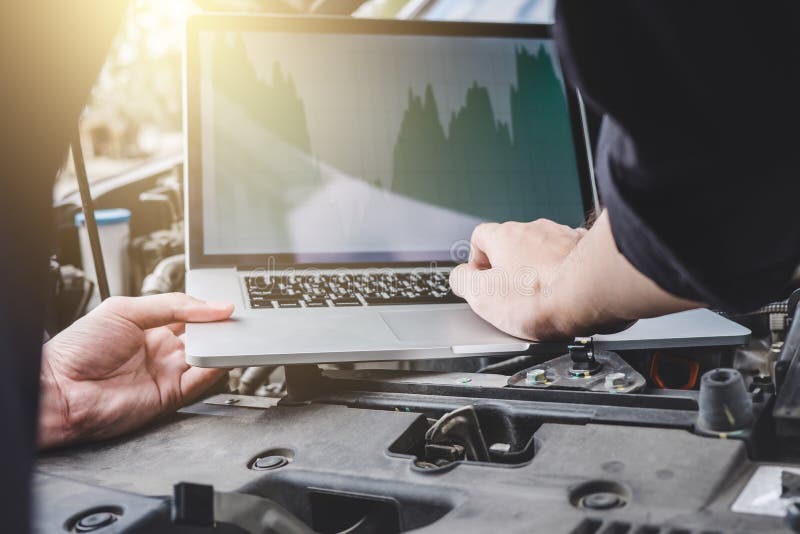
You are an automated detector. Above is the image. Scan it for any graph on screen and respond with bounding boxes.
[200,31,584,255]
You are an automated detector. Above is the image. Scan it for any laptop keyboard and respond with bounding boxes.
[244,271,465,309]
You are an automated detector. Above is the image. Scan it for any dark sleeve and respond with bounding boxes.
[0,3,125,532]
[555,0,800,312]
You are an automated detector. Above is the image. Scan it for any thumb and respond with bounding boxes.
[180,366,227,405]
[450,263,502,313]
[101,293,234,331]
[450,263,503,326]
[450,262,479,300]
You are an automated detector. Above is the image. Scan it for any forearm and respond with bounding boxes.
[548,210,701,336]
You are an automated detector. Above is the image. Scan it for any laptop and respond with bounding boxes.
[183,15,749,367]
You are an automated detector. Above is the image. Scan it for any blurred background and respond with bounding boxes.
[54,0,555,200]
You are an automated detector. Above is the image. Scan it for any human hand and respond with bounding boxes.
[38,293,233,449]
[449,219,586,340]
[450,212,701,341]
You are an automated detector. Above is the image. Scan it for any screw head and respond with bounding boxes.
[582,492,623,510]
[224,398,240,405]
[252,455,288,471]
[75,512,117,532]
[605,372,627,389]
[526,369,547,384]
[457,377,472,384]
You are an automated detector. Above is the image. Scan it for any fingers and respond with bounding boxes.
[469,222,499,269]
[450,263,498,312]
[450,262,475,299]
[103,293,234,331]
[165,322,185,335]
[180,366,227,404]
[451,263,516,337]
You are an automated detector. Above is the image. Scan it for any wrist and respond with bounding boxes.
[536,223,626,339]
[537,278,585,339]
[38,349,74,449]
[541,271,635,339]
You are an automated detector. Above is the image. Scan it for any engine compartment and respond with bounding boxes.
[35,310,800,533]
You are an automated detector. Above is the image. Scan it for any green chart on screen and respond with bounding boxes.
[211,33,583,227]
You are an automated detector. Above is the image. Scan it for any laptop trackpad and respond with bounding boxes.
[380,308,520,345]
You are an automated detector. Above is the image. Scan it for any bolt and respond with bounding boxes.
[605,372,627,389]
[526,369,547,384]
[252,455,289,471]
[224,398,240,405]
[457,377,472,384]
[582,492,623,510]
[75,512,117,532]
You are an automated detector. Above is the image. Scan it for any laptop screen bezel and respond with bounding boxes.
[185,14,596,269]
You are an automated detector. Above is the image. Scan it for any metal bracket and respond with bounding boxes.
[204,394,280,410]
[507,346,646,394]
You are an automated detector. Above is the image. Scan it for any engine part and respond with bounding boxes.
[46,257,94,335]
[424,405,489,463]
[782,470,800,499]
[140,253,185,295]
[787,501,800,533]
[129,228,183,295]
[774,298,800,440]
[172,482,313,534]
[649,351,700,390]
[139,190,178,227]
[566,338,602,376]
[238,365,278,395]
[696,368,754,433]
[525,368,547,384]
[507,347,646,394]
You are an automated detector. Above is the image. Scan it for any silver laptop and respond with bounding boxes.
[183,15,749,367]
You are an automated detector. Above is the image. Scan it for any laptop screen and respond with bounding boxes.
[195,23,587,264]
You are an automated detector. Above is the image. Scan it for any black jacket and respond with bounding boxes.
[556,0,800,312]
